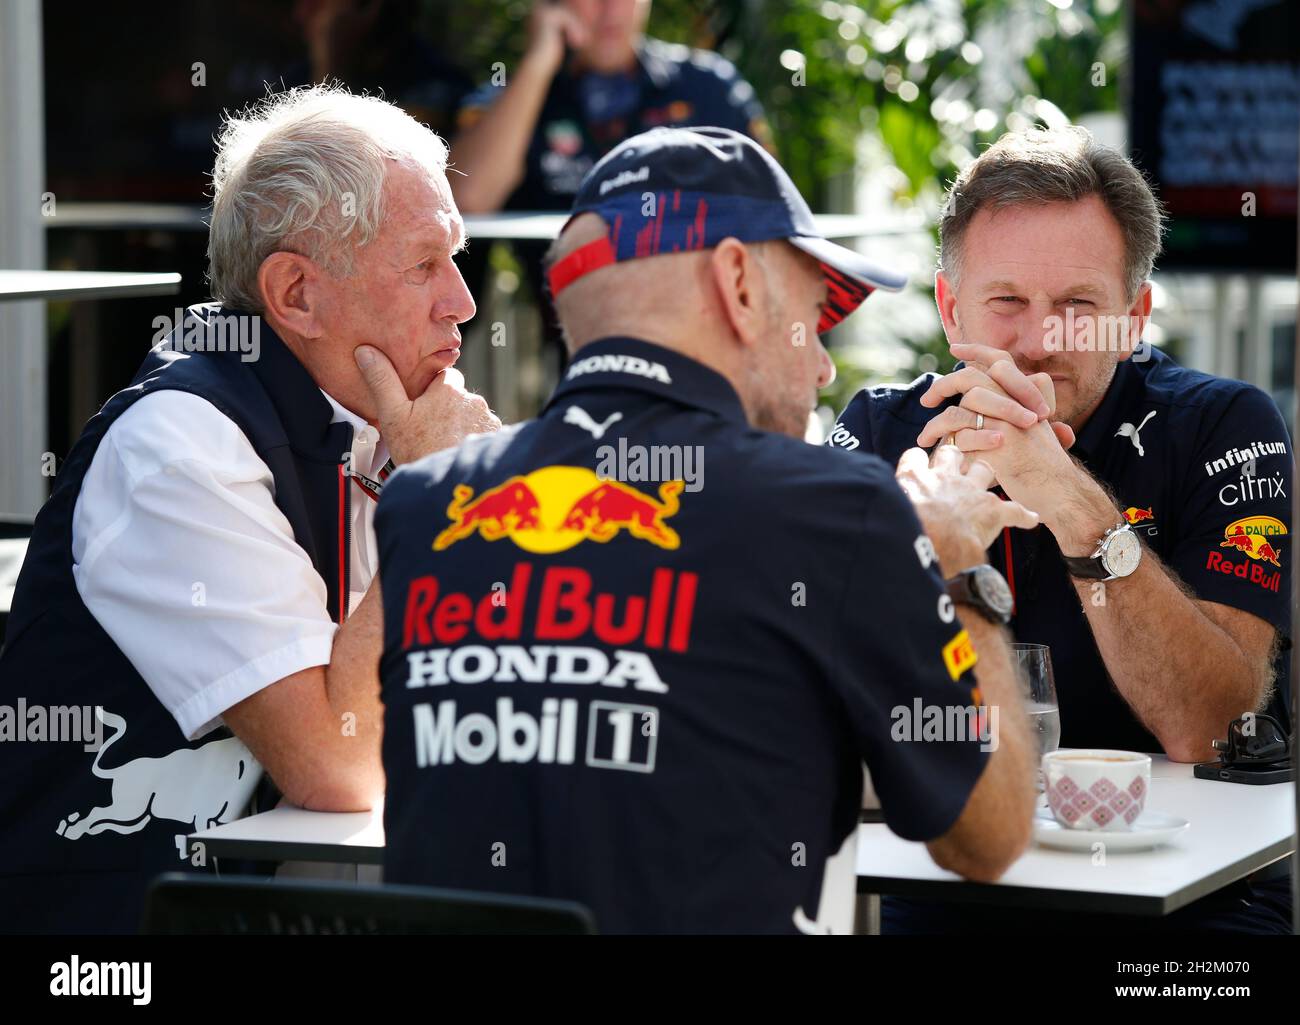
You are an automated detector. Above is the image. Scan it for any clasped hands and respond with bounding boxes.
[912,343,1081,529]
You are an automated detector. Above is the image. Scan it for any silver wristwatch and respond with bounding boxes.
[1062,522,1142,581]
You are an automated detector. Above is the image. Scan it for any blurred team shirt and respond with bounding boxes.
[456,36,771,338]
[457,36,772,210]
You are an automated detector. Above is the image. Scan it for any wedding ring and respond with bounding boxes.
[975,413,985,431]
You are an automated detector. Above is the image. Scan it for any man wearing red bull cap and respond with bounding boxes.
[374,126,1045,933]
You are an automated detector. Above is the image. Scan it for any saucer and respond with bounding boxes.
[1033,807,1189,851]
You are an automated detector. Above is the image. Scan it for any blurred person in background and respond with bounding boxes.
[450,0,772,359]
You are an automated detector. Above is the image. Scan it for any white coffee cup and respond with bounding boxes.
[1042,749,1151,831]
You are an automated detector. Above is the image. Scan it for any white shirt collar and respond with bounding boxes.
[320,390,369,432]
[320,390,386,474]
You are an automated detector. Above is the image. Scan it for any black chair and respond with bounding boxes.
[141,873,597,935]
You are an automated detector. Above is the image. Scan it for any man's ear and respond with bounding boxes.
[257,252,324,339]
[710,238,764,349]
[934,270,962,344]
[1118,281,1154,364]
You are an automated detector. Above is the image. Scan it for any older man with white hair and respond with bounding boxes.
[0,85,498,934]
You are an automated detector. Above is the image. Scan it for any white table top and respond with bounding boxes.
[857,756,1295,915]
[191,755,1294,915]
[43,203,926,242]
[193,803,385,866]
[0,270,182,302]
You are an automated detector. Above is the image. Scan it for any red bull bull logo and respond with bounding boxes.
[434,479,542,551]
[1123,506,1155,526]
[433,466,684,553]
[1219,515,1285,567]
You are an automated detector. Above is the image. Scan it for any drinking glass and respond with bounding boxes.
[1013,643,1060,789]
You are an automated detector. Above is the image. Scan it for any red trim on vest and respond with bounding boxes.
[337,464,347,624]
[547,236,617,297]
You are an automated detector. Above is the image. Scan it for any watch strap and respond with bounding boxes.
[1062,522,1131,580]
[1061,551,1110,579]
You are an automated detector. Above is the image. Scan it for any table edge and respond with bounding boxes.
[857,836,1295,917]
[0,279,182,302]
[188,834,384,867]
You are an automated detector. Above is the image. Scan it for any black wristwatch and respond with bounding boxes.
[944,564,1014,625]
[1061,522,1142,581]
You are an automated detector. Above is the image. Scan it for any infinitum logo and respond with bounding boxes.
[50,956,151,1005]
[1204,440,1287,477]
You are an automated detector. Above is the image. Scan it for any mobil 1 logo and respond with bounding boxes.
[586,701,659,773]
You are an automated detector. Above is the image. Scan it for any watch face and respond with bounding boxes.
[1102,527,1142,578]
[973,565,1014,616]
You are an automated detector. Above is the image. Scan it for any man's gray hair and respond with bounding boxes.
[208,85,449,312]
[939,126,1166,301]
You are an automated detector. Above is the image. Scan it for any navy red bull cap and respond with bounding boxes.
[547,125,907,333]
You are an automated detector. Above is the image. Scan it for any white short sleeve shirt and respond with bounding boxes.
[71,388,385,741]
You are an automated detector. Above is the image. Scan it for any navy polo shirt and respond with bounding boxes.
[375,337,990,934]
[457,38,769,211]
[829,346,1294,753]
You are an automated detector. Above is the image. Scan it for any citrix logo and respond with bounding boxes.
[1219,471,1286,506]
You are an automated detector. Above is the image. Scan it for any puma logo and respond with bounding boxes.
[1115,411,1157,457]
[56,707,260,840]
[563,405,623,440]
